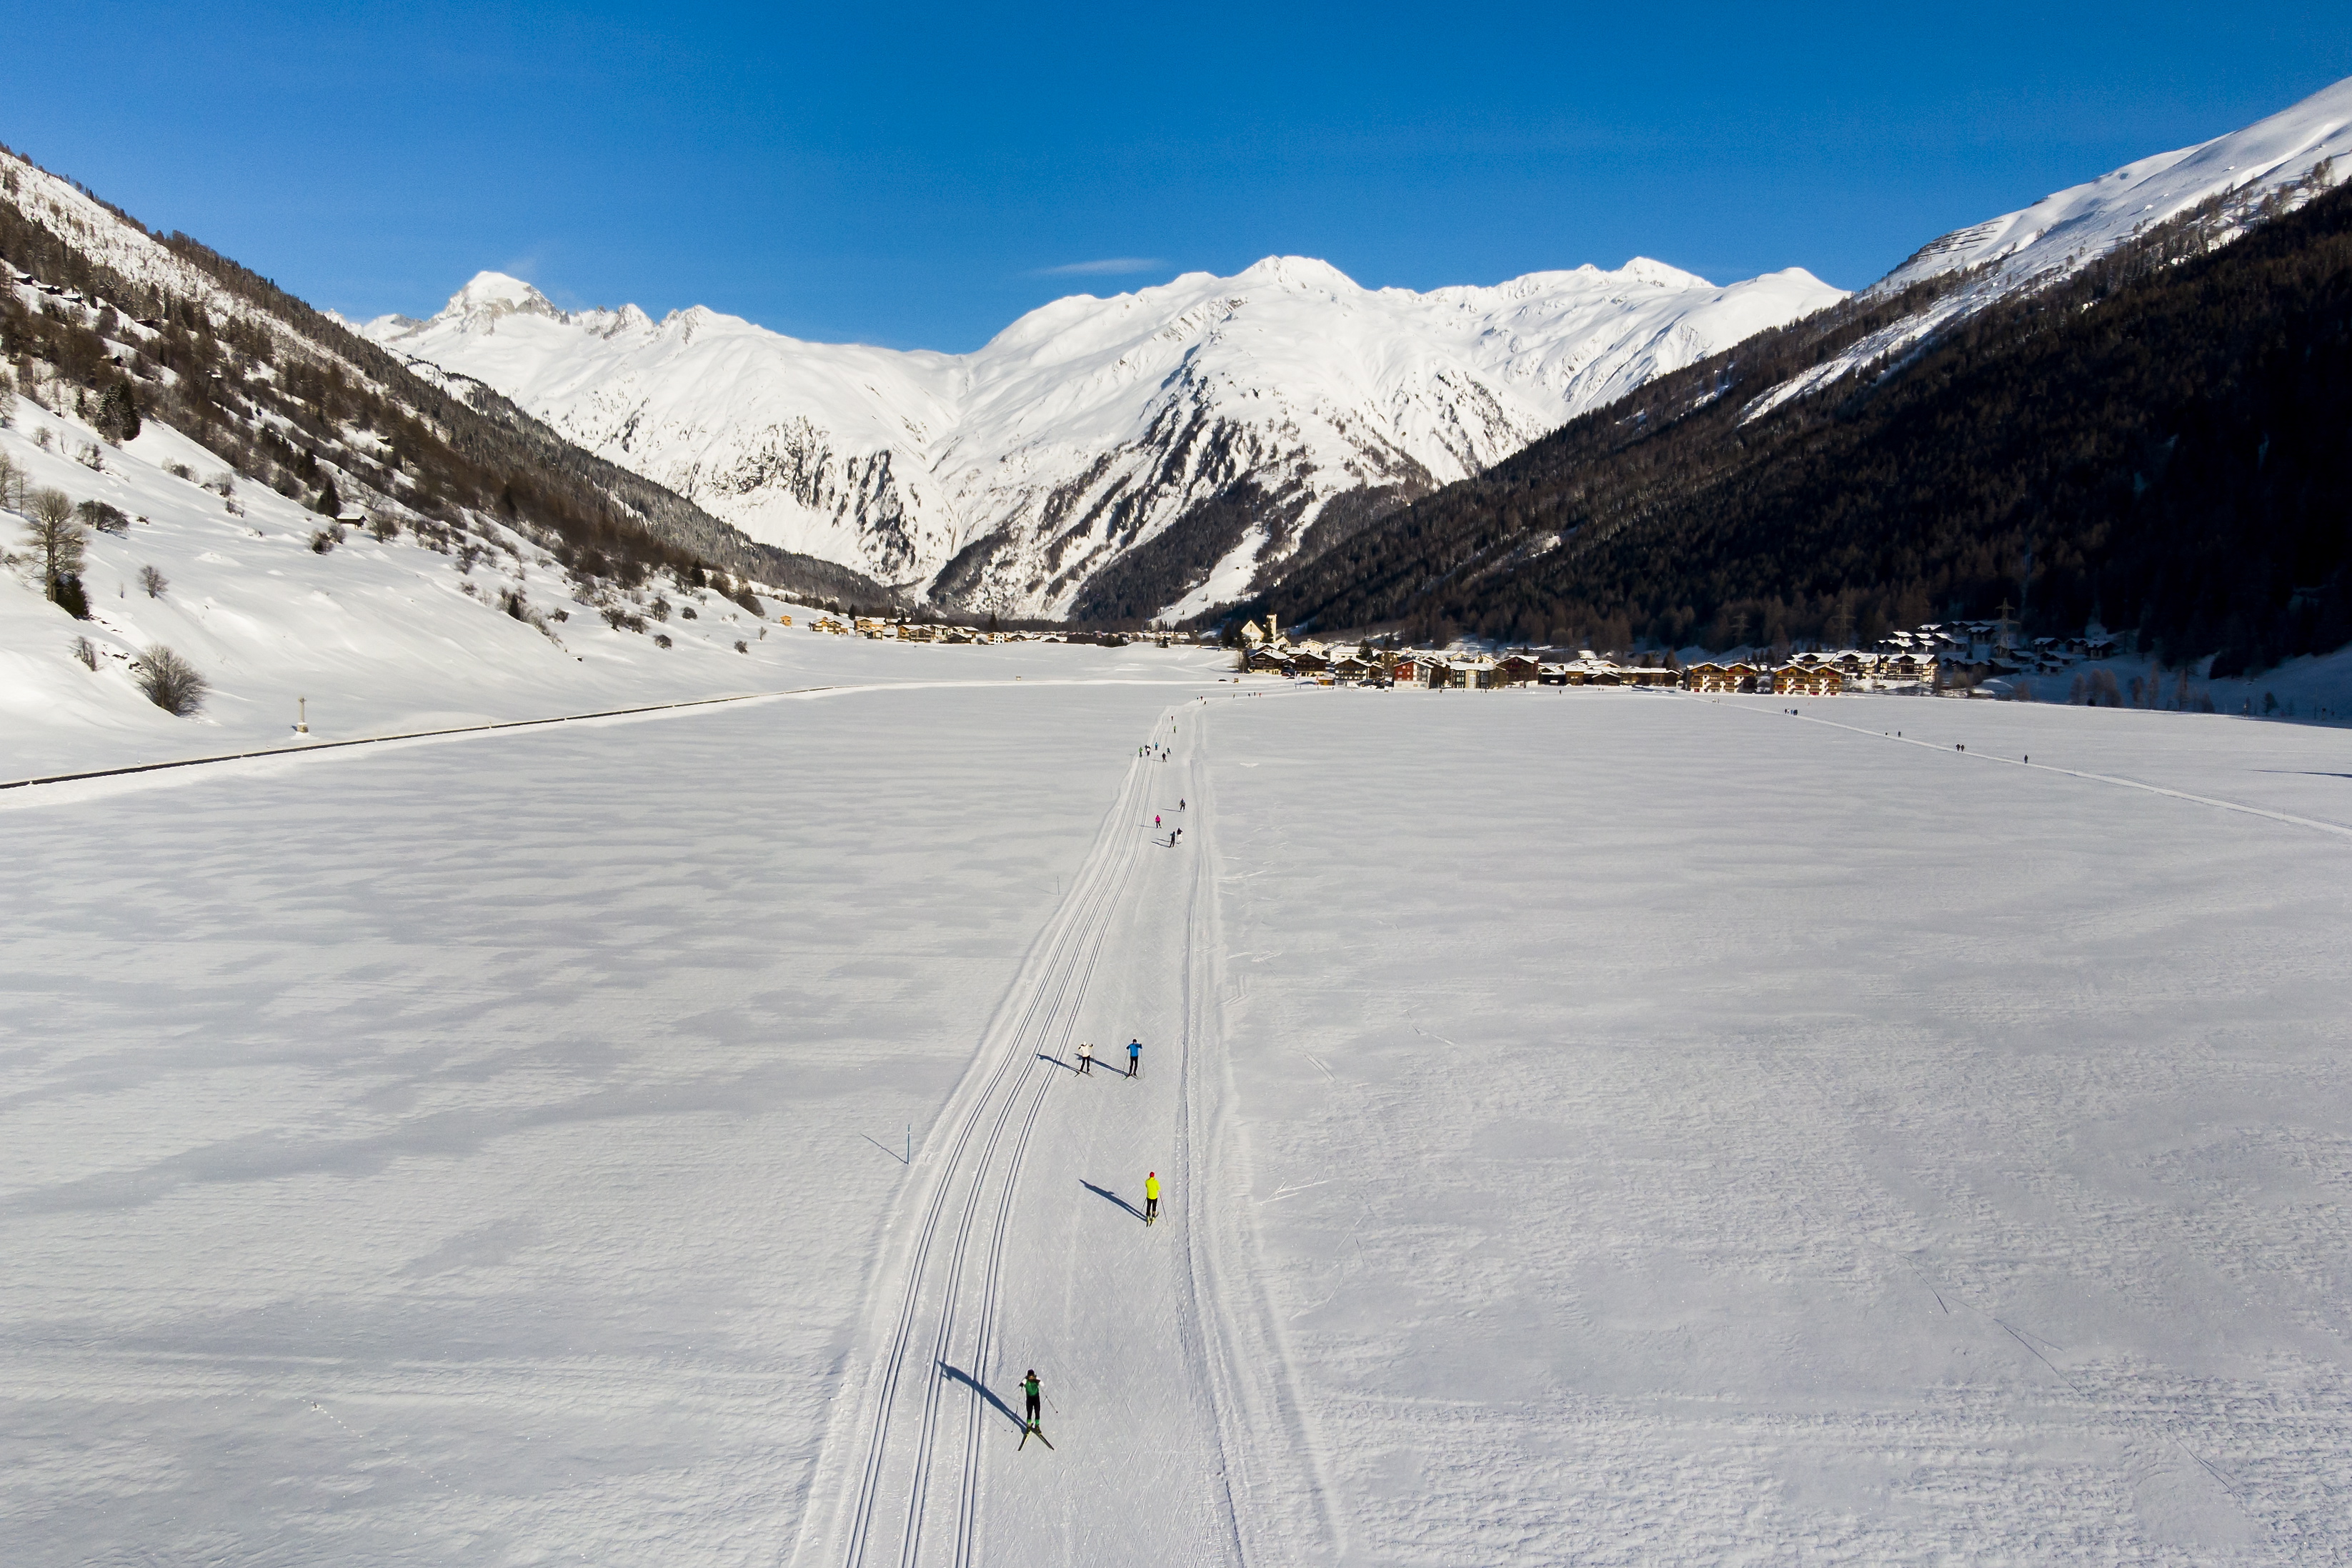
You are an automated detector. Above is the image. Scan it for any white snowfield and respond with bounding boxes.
[6,679,2351,1564]
[1,390,1227,784]
[359,259,1842,617]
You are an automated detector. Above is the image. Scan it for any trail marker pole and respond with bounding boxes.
[296,696,308,734]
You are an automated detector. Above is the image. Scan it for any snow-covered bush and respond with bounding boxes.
[71,635,97,669]
[309,526,342,554]
[76,499,129,536]
[133,644,208,715]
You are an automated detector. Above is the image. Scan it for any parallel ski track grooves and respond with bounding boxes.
[840,751,1155,1568]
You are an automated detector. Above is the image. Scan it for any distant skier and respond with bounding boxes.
[1077,1042,1093,1075]
[1024,1369,1042,1429]
[1155,814,1162,827]
[1179,799,1185,811]
[1127,1039,1142,1077]
[1144,1171,1160,1225]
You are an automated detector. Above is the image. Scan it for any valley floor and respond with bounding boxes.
[4,682,2349,1564]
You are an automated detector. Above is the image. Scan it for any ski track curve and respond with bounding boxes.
[802,730,1165,1568]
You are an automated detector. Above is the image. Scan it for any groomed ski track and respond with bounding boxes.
[791,696,1334,1568]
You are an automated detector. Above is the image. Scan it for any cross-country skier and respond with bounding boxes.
[1127,1039,1142,1077]
[1144,1171,1160,1225]
[1077,1042,1093,1074]
[1024,1369,1042,1429]
[1155,814,1161,827]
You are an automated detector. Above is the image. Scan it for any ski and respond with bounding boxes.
[1020,1424,1053,1451]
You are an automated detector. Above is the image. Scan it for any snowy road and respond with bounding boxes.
[796,700,1317,1568]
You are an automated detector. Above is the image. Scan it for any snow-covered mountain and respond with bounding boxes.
[1879,74,2352,296]
[1738,74,2352,426]
[362,259,1843,619]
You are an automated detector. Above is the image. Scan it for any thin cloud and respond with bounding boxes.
[1030,257,1165,278]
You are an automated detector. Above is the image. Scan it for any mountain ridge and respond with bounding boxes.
[362,255,1845,619]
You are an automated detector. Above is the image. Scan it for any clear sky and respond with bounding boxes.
[9,2,2349,351]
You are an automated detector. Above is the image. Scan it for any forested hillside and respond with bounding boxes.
[0,148,887,609]
[1254,173,2352,675]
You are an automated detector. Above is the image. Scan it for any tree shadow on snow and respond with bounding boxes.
[939,1361,1024,1431]
[1081,1180,1146,1222]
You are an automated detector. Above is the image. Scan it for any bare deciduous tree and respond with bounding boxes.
[137,564,169,599]
[133,644,209,715]
[23,487,85,596]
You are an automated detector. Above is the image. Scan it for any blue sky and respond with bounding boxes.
[9,2,2349,351]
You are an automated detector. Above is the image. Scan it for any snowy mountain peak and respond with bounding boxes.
[1876,72,2352,295]
[1233,255,1361,293]
[365,254,1844,617]
[434,270,561,328]
[1615,257,1715,290]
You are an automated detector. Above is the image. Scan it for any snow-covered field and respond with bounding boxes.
[0,389,1225,783]
[6,683,2349,1564]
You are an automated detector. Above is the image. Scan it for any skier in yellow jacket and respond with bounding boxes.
[1144,1171,1161,1226]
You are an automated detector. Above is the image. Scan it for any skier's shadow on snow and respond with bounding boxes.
[1035,1052,1077,1073]
[939,1361,1024,1431]
[1080,1180,1146,1222]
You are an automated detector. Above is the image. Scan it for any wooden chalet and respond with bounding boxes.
[1773,664,1843,696]
[1495,654,1543,686]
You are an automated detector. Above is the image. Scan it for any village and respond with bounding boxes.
[804,608,2125,699]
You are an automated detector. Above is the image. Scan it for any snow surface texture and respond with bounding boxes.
[358,260,1842,618]
[1745,73,2352,426]
[7,681,2351,1564]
